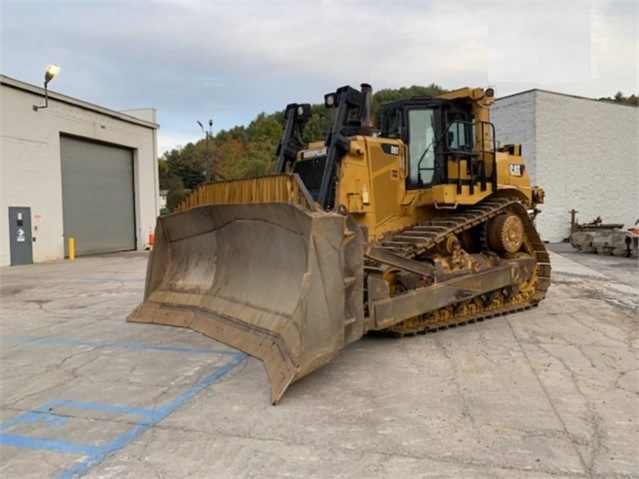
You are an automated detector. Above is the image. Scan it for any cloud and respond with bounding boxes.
[487,2,592,84]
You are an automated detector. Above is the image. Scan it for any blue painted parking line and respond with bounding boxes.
[0,352,248,479]
[0,335,238,355]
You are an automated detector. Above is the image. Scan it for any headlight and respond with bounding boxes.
[324,93,336,108]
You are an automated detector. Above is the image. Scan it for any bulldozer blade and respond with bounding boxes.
[127,203,364,404]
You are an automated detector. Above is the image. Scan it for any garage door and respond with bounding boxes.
[60,136,136,256]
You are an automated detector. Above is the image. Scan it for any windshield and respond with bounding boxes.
[408,109,436,186]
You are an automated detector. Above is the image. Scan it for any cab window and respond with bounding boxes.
[447,111,472,150]
[408,109,436,186]
[385,109,403,139]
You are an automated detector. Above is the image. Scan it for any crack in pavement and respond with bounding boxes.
[505,317,593,477]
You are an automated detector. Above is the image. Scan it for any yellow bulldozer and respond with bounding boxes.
[128,83,551,404]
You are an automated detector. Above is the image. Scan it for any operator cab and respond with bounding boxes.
[276,84,498,211]
[380,97,495,194]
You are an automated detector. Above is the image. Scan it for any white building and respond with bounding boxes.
[491,89,638,243]
[1,74,159,266]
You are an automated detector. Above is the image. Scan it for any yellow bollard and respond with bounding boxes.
[69,237,75,261]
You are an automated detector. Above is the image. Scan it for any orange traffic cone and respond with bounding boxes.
[147,228,154,251]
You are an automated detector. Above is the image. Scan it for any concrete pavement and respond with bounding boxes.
[1,247,637,478]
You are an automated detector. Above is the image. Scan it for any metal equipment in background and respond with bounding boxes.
[569,209,638,258]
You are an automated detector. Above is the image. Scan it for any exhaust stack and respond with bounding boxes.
[360,83,373,135]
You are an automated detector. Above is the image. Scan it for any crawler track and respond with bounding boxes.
[367,197,551,336]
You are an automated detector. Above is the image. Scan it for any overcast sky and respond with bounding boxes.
[1,0,636,155]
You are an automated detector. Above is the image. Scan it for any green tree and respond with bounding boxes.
[158,158,171,190]
[163,142,205,189]
[166,176,190,212]
[302,106,333,144]
[213,139,247,180]
[598,92,638,106]
[247,112,283,143]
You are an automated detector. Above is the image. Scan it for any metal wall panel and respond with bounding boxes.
[60,136,135,256]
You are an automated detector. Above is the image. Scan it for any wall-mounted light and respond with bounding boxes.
[33,64,61,111]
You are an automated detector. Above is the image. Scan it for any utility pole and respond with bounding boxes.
[197,119,214,182]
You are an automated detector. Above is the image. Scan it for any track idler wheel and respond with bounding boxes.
[488,212,524,254]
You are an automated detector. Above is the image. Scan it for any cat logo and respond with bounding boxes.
[509,164,525,177]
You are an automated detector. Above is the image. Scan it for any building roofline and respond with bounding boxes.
[496,88,637,108]
[495,89,537,101]
[1,74,160,129]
